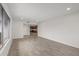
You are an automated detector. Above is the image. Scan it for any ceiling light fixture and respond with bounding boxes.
[66,8,71,11]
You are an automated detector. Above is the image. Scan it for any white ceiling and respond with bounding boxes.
[3,3,79,24]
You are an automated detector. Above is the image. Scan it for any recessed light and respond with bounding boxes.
[66,8,71,11]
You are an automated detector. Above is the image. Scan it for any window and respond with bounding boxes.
[0,4,10,48]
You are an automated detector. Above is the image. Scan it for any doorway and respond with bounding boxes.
[30,25,38,36]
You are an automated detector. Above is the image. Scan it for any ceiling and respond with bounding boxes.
[3,3,79,24]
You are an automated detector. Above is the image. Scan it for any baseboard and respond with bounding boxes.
[38,36,79,49]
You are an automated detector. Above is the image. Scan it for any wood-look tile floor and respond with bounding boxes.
[8,36,79,56]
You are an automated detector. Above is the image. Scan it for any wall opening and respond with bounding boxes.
[30,25,38,36]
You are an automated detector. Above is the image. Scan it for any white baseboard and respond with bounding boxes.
[38,35,79,49]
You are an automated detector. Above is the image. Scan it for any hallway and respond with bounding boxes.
[8,36,79,56]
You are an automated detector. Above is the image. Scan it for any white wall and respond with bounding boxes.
[38,12,79,48]
[23,24,30,36]
[12,20,30,39]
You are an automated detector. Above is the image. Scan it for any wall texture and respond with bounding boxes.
[38,12,79,48]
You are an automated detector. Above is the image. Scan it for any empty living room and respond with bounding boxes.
[0,0,79,58]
